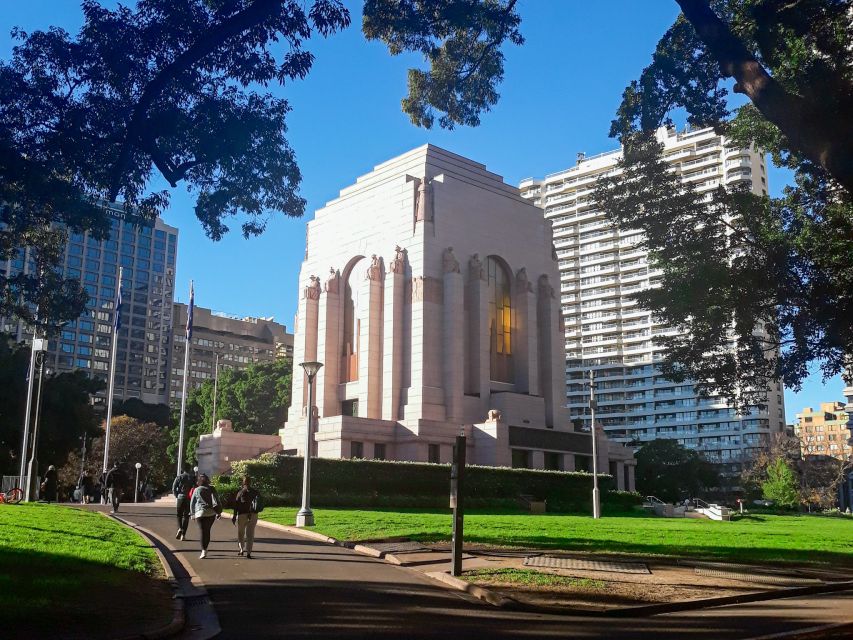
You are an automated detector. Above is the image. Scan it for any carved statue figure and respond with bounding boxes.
[305,275,321,300]
[325,267,340,294]
[486,409,502,423]
[469,253,484,281]
[538,274,555,298]
[443,247,460,274]
[390,245,407,274]
[366,254,383,281]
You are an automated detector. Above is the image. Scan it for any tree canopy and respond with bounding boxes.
[169,357,292,466]
[598,0,853,406]
[634,439,719,503]
[1,0,521,327]
[0,337,104,477]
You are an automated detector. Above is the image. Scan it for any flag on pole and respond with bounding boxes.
[186,281,194,341]
[113,278,123,331]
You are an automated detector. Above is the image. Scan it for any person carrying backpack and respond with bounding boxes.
[172,469,196,540]
[232,475,262,559]
[189,474,221,559]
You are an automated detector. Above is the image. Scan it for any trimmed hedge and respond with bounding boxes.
[216,453,642,513]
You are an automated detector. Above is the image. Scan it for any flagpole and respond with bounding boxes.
[176,281,193,476]
[102,266,123,476]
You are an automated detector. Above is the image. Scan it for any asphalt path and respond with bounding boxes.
[95,504,853,640]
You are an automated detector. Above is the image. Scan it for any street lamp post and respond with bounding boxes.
[134,462,142,503]
[19,334,47,498]
[296,361,323,527]
[589,370,601,519]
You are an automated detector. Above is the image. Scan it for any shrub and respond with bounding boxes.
[226,454,629,513]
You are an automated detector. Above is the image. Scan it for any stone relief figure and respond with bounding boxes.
[538,274,555,298]
[366,254,383,281]
[415,178,433,222]
[469,253,484,281]
[443,247,460,274]
[516,267,533,292]
[305,275,321,300]
[389,245,407,274]
[486,409,503,422]
[411,276,423,302]
[325,267,340,294]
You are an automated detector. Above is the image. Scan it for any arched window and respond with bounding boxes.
[341,257,365,382]
[487,256,513,383]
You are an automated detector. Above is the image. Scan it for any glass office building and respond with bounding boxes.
[1,203,178,406]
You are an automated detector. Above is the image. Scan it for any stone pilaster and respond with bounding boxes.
[513,268,539,396]
[537,274,564,428]
[465,254,489,414]
[404,274,446,421]
[382,247,407,421]
[289,275,321,419]
[317,269,341,417]
[358,256,384,419]
[442,248,464,421]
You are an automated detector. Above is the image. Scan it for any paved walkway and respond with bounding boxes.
[96,504,852,639]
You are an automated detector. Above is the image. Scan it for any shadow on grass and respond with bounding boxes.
[0,547,172,640]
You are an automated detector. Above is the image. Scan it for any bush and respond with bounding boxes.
[224,453,630,513]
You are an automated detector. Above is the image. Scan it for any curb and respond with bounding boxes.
[97,512,186,639]
[420,567,853,618]
[747,621,853,639]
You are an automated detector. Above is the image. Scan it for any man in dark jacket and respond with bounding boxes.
[101,464,124,513]
[41,465,58,503]
[172,469,195,540]
[233,476,261,559]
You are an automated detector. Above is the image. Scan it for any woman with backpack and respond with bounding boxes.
[232,475,262,559]
[189,474,222,559]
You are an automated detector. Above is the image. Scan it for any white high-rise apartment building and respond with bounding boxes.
[520,126,786,474]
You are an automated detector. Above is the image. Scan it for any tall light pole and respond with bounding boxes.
[134,462,142,503]
[589,369,601,519]
[296,361,323,527]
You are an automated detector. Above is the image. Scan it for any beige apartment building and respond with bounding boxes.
[519,126,786,474]
[795,402,853,460]
[281,145,635,488]
[170,303,293,406]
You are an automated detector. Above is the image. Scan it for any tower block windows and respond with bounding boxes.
[487,256,513,383]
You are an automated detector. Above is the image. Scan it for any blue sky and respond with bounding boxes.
[1,1,845,420]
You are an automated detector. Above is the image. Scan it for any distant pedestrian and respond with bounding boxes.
[101,463,125,513]
[81,473,94,504]
[41,465,58,503]
[233,476,262,559]
[190,474,222,559]
[172,469,196,540]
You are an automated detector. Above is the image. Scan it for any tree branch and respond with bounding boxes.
[675,0,853,193]
[107,0,286,199]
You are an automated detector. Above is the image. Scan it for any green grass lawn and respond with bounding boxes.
[0,503,172,639]
[261,507,853,567]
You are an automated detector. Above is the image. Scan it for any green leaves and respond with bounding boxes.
[364,0,523,129]
[634,439,718,502]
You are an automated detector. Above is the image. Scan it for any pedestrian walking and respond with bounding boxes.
[190,474,222,559]
[101,463,124,513]
[41,465,58,503]
[232,476,262,559]
[172,468,195,540]
[81,473,94,504]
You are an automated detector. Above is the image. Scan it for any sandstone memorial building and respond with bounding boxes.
[282,145,635,490]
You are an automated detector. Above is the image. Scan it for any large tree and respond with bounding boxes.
[169,357,292,466]
[1,0,521,327]
[597,0,853,406]
[634,439,719,503]
[0,337,104,477]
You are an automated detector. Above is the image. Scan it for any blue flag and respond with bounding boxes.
[186,282,194,341]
